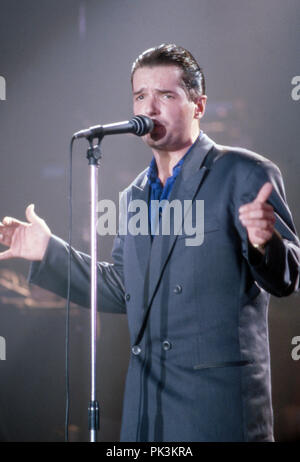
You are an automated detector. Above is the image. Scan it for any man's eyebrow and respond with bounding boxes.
[133,88,145,96]
[133,88,177,95]
[156,89,177,94]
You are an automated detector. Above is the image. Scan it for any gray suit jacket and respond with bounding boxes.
[29,133,300,441]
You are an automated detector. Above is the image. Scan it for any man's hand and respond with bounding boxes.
[239,182,275,249]
[0,204,51,261]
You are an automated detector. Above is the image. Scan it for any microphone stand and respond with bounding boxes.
[71,115,152,442]
[86,136,102,442]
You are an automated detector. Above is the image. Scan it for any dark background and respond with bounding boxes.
[0,0,299,441]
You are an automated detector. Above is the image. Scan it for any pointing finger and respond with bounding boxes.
[254,182,273,204]
[1,216,22,226]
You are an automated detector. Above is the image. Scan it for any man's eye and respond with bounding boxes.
[136,95,144,101]
[163,94,173,99]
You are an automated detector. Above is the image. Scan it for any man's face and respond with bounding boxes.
[132,65,205,152]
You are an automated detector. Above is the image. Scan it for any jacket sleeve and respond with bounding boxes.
[28,233,126,314]
[234,159,300,297]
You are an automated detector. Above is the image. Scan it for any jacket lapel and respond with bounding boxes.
[133,133,216,345]
[130,176,152,278]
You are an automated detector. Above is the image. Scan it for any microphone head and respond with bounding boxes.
[131,115,154,136]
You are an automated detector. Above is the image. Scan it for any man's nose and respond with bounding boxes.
[144,96,160,116]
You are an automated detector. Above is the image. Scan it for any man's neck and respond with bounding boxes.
[152,134,199,186]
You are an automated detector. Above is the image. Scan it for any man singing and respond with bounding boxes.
[0,44,299,441]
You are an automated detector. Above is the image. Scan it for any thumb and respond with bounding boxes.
[254,182,273,203]
[25,204,41,224]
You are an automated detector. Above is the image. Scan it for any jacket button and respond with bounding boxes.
[132,345,141,355]
[173,284,182,294]
[162,340,172,351]
[125,293,130,301]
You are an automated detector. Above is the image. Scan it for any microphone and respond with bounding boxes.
[73,115,154,140]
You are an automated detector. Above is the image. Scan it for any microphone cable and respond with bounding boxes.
[65,136,75,441]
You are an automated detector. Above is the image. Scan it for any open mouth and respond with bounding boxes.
[151,120,165,133]
[152,119,162,128]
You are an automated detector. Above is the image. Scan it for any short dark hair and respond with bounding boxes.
[131,43,206,101]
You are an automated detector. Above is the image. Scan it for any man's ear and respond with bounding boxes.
[194,95,207,119]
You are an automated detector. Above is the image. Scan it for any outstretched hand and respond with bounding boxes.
[0,204,51,261]
[239,182,275,249]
